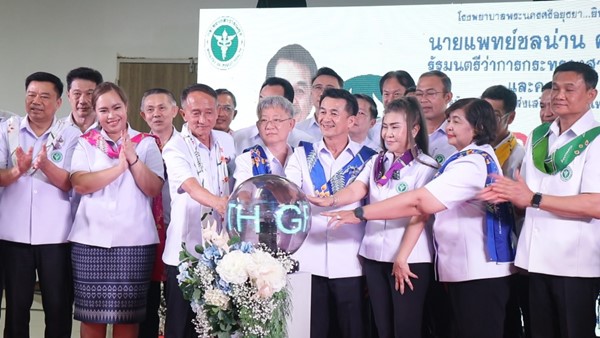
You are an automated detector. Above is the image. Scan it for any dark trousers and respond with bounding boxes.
[138,281,162,338]
[528,273,600,338]
[310,275,367,338]
[422,279,456,338]
[446,275,511,338]
[1,241,73,338]
[165,264,198,338]
[364,259,431,338]
[504,272,531,338]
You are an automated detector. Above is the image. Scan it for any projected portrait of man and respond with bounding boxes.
[266,44,317,123]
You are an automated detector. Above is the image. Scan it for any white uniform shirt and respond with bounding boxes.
[495,133,526,179]
[357,152,437,263]
[296,116,321,137]
[516,110,600,278]
[68,128,163,248]
[233,144,292,190]
[60,113,98,134]
[429,120,456,165]
[285,139,368,278]
[367,119,382,143]
[359,137,382,153]
[162,129,233,266]
[0,116,80,244]
[425,143,514,282]
[233,125,317,155]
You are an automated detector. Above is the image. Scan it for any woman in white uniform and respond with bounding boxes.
[69,82,164,338]
[309,97,438,338]
[326,98,515,338]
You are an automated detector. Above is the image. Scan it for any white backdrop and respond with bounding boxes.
[198,1,600,138]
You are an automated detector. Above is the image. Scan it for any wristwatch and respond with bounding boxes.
[530,192,542,209]
[353,207,367,221]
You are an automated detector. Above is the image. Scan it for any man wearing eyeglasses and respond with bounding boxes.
[416,70,457,338]
[233,77,316,155]
[482,85,525,179]
[233,96,295,188]
[214,88,237,135]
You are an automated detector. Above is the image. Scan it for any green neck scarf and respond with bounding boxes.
[531,123,600,175]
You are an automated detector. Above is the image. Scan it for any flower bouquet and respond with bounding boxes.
[178,222,297,338]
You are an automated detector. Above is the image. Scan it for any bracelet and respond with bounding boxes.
[330,195,338,207]
[129,155,139,167]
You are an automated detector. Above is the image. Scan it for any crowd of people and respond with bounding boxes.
[0,59,597,338]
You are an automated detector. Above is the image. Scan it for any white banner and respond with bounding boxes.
[198,1,600,138]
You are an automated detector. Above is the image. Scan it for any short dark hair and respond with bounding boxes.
[481,85,517,114]
[554,61,598,89]
[353,93,378,119]
[405,86,416,96]
[92,82,128,110]
[384,97,430,158]
[445,98,497,146]
[541,81,552,91]
[379,70,416,95]
[312,67,344,87]
[265,44,317,79]
[25,72,63,97]
[419,70,452,93]
[66,67,103,91]
[320,88,358,116]
[140,88,177,110]
[181,83,217,108]
[216,88,237,108]
[261,77,295,103]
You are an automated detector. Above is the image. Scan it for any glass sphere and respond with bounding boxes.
[226,174,311,254]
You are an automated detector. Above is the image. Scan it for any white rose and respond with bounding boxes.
[248,251,287,298]
[216,250,254,285]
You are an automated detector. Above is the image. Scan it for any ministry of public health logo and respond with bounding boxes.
[205,16,245,70]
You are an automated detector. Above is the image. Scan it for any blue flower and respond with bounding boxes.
[215,277,232,294]
[230,241,254,253]
[200,245,223,268]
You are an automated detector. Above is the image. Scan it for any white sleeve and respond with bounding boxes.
[162,140,197,194]
[70,140,91,173]
[355,156,375,185]
[284,147,305,190]
[233,152,252,190]
[424,155,487,209]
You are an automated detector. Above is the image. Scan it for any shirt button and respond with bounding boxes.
[33,190,38,194]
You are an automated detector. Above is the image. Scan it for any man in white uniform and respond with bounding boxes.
[61,67,104,133]
[0,72,81,338]
[139,87,179,338]
[296,67,344,137]
[162,83,234,338]
[286,88,376,338]
[484,61,600,338]
[233,77,314,154]
[416,71,456,165]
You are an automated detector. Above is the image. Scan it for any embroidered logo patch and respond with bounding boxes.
[435,154,445,164]
[50,150,63,163]
[560,166,572,182]
[396,182,408,193]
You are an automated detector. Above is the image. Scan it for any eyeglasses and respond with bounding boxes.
[414,90,444,100]
[257,118,292,128]
[495,113,510,123]
[217,104,235,114]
